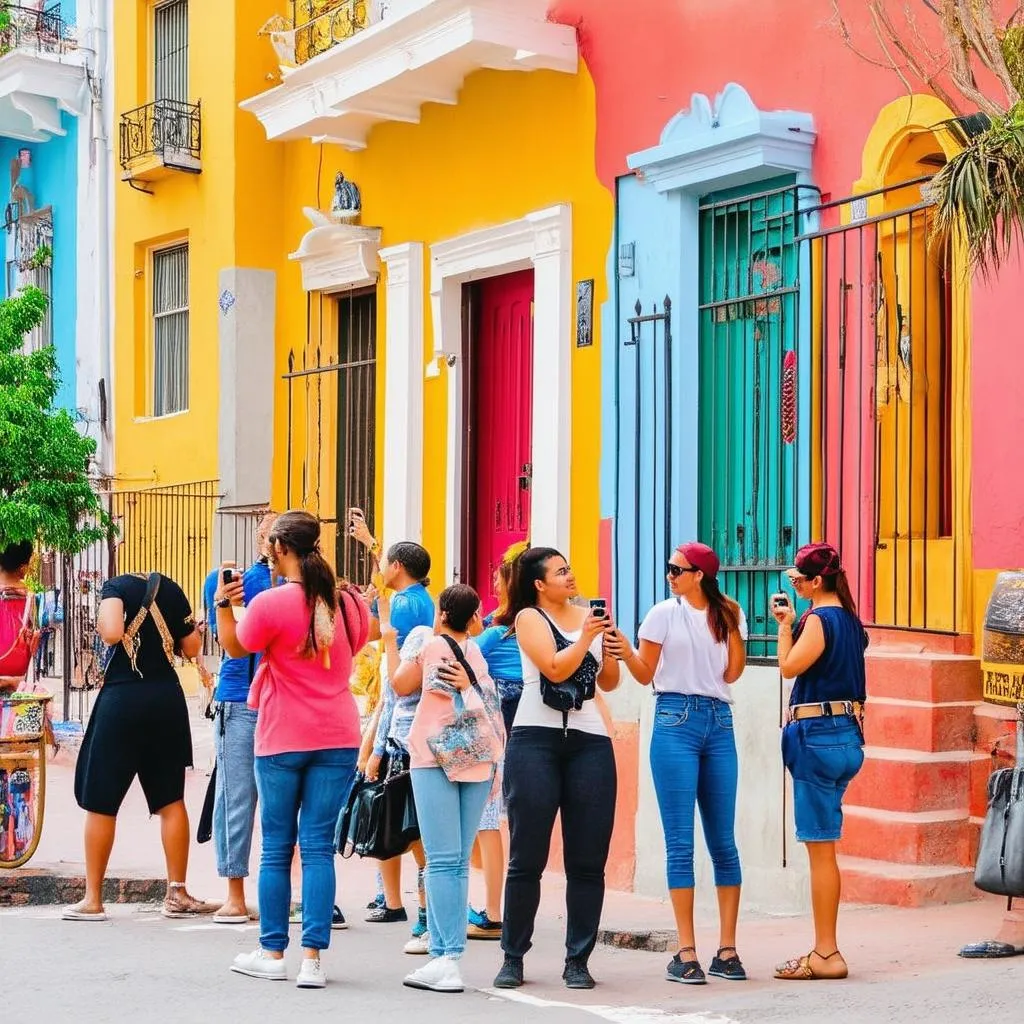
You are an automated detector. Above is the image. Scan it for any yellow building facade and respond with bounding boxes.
[113,0,613,605]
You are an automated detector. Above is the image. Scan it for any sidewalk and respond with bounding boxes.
[17,701,1012,992]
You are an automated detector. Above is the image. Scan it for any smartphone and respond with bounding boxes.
[221,567,237,586]
[589,598,608,618]
[770,592,791,611]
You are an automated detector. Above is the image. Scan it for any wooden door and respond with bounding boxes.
[464,270,534,608]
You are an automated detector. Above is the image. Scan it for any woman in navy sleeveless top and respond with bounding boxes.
[772,543,867,982]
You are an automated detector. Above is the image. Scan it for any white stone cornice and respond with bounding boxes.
[288,211,382,293]
[240,0,578,148]
[0,49,88,142]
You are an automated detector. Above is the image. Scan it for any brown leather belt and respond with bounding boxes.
[788,700,864,723]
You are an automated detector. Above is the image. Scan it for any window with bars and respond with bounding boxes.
[154,0,189,103]
[153,244,189,417]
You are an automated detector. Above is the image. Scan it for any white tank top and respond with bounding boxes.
[513,617,607,736]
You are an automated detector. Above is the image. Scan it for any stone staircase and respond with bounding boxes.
[839,630,989,907]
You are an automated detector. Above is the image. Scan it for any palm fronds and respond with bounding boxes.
[927,103,1024,277]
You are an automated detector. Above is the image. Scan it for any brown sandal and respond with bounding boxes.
[774,949,848,980]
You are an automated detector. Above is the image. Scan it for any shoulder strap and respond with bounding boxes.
[439,634,483,696]
[118,573,174,676]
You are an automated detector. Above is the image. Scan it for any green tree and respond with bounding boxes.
[0,287,111,552]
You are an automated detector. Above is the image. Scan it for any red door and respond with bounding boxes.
[467,270,534,609]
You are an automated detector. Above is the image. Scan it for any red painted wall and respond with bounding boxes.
[551,0,1024,571]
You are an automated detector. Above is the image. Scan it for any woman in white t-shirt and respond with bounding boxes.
[617,542,747,986]
[492,547,621,993]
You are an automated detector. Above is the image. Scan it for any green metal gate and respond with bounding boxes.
[698,179,802,658]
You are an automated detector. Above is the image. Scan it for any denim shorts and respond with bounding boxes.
[781,715,864,843]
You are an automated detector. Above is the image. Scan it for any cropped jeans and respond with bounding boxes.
[649,693,742,891]
[410,766,492,959]
[212,702,258,878]
[254,747,357,952]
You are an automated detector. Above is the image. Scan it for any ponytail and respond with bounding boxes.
[700,575,740,645]
[832,570,860,621]
[299,548,338,656]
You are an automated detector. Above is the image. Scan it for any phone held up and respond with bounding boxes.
[770,592,791,612]
[589,598,608,619]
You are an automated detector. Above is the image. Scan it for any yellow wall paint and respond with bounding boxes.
[269,64,613,594]
[113,1,280,488]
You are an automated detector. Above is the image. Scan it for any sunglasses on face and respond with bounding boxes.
[666,564,699,579]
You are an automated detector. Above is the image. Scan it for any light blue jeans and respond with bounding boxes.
[410,766,492,959]
[254,747,357,952]
[213,703,258,878]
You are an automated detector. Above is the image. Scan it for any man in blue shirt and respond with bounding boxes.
[204,512,277,924]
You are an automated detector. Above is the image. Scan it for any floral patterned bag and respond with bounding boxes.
[425,635,501,781]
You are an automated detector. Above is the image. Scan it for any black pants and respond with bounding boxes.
[502,726,617,962]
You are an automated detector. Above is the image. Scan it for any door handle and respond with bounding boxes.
[519,463,533,491]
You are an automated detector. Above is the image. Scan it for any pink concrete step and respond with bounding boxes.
[845,747,989,813]
[838,855,979,907]
[866,628,975,656]
[841,806,976,867]
[864,697,977,752]
[865,650,981,703]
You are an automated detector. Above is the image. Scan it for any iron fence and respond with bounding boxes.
[290,0,371,65]
[0,4,67,55]
[119,99,202,174]
[801,177,961,633]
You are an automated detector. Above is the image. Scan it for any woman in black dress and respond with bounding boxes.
[65,572,217,922]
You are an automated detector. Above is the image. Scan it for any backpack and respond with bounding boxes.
[0,589,39,682]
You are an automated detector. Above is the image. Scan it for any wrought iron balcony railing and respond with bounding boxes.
[290,0,375,65]
[0,3,69,57]
[119,99,202,176]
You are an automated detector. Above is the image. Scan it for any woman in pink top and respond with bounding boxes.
[391,584,504,994]
[214,511,369,989]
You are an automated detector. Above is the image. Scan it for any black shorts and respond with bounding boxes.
[74,682,193,816]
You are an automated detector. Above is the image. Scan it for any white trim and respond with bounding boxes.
[427,204,572,582]
[380,242,425,544]
[0,49,88,142]
[288,209,382,293]
[240,0,578,147]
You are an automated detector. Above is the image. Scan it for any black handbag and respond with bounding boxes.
[535,609,599,731]
[975,765,1024,897]
[197,766,216,844]
[337,749,419,860]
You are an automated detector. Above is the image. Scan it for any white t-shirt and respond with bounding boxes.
[637,598,748,704]
[513,613,607,736]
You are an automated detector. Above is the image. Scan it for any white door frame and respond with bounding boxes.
[427,205,573,583]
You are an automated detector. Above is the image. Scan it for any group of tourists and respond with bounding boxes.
[0,503,869,994]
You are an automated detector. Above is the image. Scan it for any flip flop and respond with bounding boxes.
[958,940,1024,959]
[212,913,250,925]
[62,906,108,922]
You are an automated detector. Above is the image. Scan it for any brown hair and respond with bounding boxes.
[700,575,741,645]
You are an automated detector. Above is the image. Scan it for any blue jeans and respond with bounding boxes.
[213,703,258,878]
[410,766,492,959]
[649,694,741,890]
[782,715,864,842]
[254,747,357,952]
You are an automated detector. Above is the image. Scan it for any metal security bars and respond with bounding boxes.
[802,178,960,633]
[698,182,811,659]
[0,4,68,55]
[154,0,189,103]
[119,99,202,174]
[152,243,189,417]
[291,0,370,64]
[7,207,53,351]
[284,290,378,585]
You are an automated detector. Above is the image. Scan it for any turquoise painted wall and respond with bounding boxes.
[1,112,79,415]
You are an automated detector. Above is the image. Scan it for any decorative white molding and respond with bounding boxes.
[381,242,425,544]
[240,0,578,148]
[0,49,88,142]
[628,82,815,194]
[288,209,382,292]
[427,204,573,579]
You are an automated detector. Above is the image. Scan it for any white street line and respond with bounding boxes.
[482,989,739,1024]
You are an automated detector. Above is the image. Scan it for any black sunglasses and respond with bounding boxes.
[666,563,700,578]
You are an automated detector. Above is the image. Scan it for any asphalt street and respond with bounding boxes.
[5,902,1022,1024]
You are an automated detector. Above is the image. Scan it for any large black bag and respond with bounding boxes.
[337,750,418,860]
[975,766,1024,897]
[535,609,599,730]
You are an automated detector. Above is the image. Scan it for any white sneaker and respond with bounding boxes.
[296,957,327,989]
[403,955,464,993]
[404,932,430,955]
[230,949,287,981]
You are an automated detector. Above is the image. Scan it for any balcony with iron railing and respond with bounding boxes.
[244,0,577,148]
[0,3,87,142]
[119,99,202,186]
